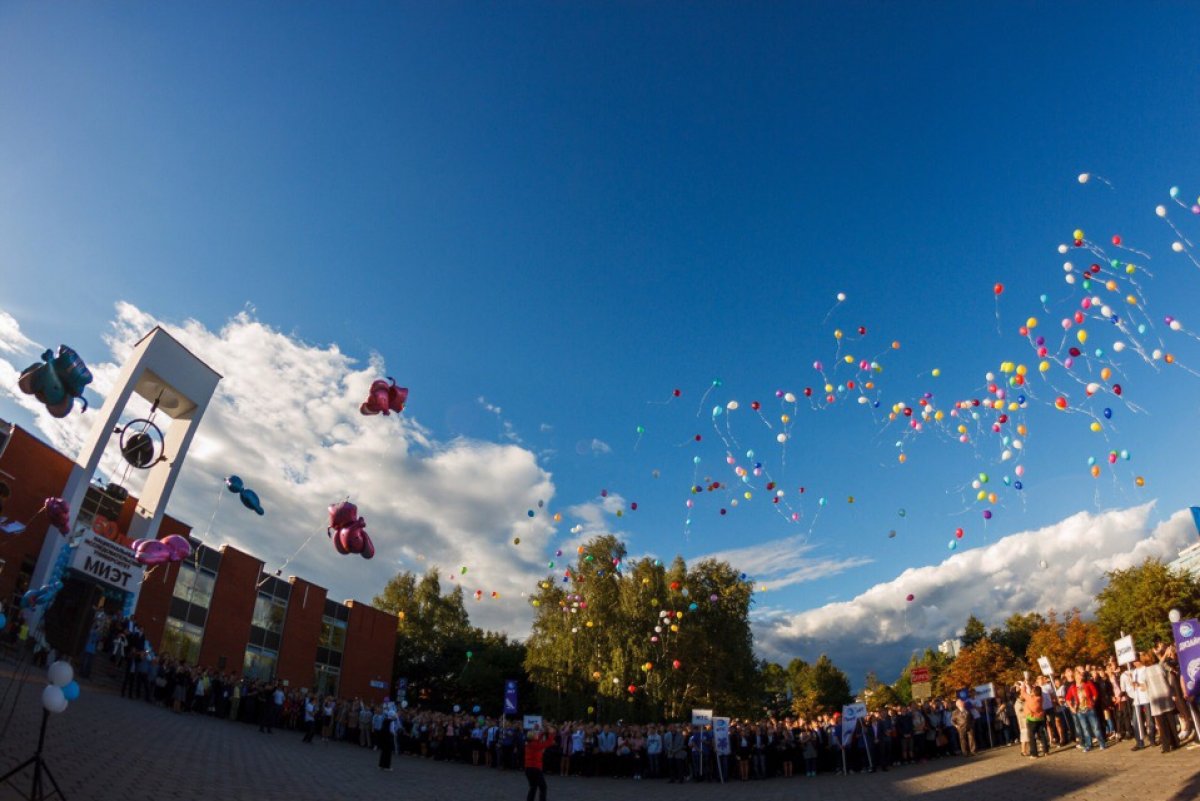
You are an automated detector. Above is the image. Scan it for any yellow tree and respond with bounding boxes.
[1025,610,1110,673]
[938,639,1024,695]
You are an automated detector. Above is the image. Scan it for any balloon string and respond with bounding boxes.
[200,482,225,542]
[260,528,321,588]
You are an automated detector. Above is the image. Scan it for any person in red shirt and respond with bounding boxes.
[524,726,555,801]
[1065,667,1105,752]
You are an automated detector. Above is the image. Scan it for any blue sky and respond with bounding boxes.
[3,2,1200,680]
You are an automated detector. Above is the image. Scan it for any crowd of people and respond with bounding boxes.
[44,612,1198,798]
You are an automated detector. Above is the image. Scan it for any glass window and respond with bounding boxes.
[244,644,278,682]
[173,562,215,609]
[313,665,340,698]
[162,618,203,664]
[252,594,286,634]
[319,616,347,653]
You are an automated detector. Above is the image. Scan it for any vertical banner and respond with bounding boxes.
[1190,506,1200,537]
[503,679,519,716]
[841,703,866,747]
[1172,619,1200,699]
[713,718,731,756]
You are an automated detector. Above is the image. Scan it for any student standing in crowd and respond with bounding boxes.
[1141,651,1180,753]
[524,726,553,801]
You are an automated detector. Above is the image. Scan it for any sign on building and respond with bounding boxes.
[70,531,142,594]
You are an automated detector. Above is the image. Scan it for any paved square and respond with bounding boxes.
[0,667,1196,801]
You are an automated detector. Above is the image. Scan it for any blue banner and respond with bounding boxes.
[503,679,519,716]
[1190,507,1200,537]
[1172,619,1200,700]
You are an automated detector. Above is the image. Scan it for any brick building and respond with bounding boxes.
[0,421,396,700]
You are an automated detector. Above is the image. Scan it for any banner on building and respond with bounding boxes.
[691,708,713,727]
[1114,635,1137,666]
[840,703,866,746]
[1172,619,1200,700]
[713,717,731,756]
[70,531,142,594]
[503,679,519,716]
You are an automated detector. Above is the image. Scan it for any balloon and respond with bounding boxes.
[955,528,964,539]
[466,651,473,660]
[948,541,957,551]
[225,475,244,494]
[17,345,93,418]
[527,510,535,517]
[1135,476,1145,487]
[982,510,993,520]
[1078,173,1090,184]
[993,283,1004,295]
[61,680,80,701]
[360,377,408,416]
[905,594,914,602]
[162,534,192,563]
[134,540,170,567]
[47,661,73,688]
[42,684,68,714]
[42,497,71,535]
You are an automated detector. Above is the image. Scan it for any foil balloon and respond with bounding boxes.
[17,345,93,418]
[360,378,409,416]
[44,497,71,535]
[225,476,265,515]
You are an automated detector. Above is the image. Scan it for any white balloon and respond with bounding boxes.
[1013,439,1023,450]
[726,400,739,411]
[1001,449,1012,461]
[1170,319,1182,331]
[836,292,847,302]
[1113,341,1126,352]
[1152,349,1163,360]
[42,684,68,714]
[1057,244,1069,254]
[1063,261,1074,272]
[1173,241,1184,252]
[1065,274,1076,285]
[783,392,796,403]
[1169,609,1182,624]
[985,372,996,382]
[1078,173,1090,184]
[1100,305,1112,318]
[47,661,73,688]
[776,433,788,443]
[1156,205,1167,217]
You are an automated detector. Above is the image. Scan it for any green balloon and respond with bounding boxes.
[466,651,473,659]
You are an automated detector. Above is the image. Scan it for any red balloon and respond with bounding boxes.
[630,502,638,511]
[993,283,1004,295]
[750,401,761,410]
[955,528,964,538]
[672,660,681,670]
[333,530,350,555]
[694,434,702,441]
[1112,235,1122,246]
[857,326,866,335]
[673,389,681,397]
[906,594,914,602]
[1112,384,1122,396]
[360,533,375,560]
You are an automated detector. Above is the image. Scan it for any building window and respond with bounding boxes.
[313,664,340,698]
[244,644,278,682]
[162,618,203,664]
[319,616,347,652]
[173,562,216,609]
[252,593,286,634]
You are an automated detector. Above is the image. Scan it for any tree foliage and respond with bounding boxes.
[1025,609,1109,673]
[1094,558,1200,651]
[990,612,1046,659]
[524,536,760,722]
[938,639,1023,693]
[961,614,989,648]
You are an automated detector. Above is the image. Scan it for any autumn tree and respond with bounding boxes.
[990,612,1046,660]
[938,639,1023,694]
[1094,558,1200,651]
[1025,610,1109,674]
[894,648,953,704]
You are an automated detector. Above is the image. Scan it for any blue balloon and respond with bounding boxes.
[62,681,80,701]
[1103,408,1112,419]
[239,489,262,514]
[1014,481,1023,491]
[472,705,481,714]
[225,475,244,494]
[0,612,6,628]
[711,405,723,417]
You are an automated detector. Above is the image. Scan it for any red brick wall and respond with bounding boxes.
[276,577,326,688]
[134,558,181,652]
[339,600,397,703]
[0,427,71,608]
[197,545,261,672]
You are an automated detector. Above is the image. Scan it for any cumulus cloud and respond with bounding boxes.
[575,438,611,456]
[701,534,874,591]
[754,504,1197,684]
[0,312,39,355]
[0,303,557,634]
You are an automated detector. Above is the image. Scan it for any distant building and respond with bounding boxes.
[1170,541,1200,578]
[938,638,963,658]
[0,422,397,700]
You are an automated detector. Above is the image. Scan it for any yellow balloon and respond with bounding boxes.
[1016,364,1027,376]
[957,424,967,434]
[932,368,941,377]
[1090,421,1102,432]
[1007,402,1019,411]
[1073,228,1085,240]
[743,491,752,500]
[1125,264,1136,275]
[843,355,854,364]
[834,329,843,339]
[824,383,834,393]
[1026,317,1038,329]
[1077,329,1088,344]
[1039,360,1050,372]
[1126,295,1138,305]
[670,624,679,632]
[934,410,944,421]
[976,490,987,501]
[780,414,790,424]
[1105,279,1117,292]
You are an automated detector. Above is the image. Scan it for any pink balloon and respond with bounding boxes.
[135,540,170,566]
[332,530,350,555]
[342,526,365,554]
[328,501,358,532]
[360,533,375,560]
[162,534,192,562]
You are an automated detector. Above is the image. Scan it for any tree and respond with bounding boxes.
[990,612,1046,659]
[938,639,1023,694]
[373,568,476,706]
[961,614,989,648]
[790,654,852,718]
[1025,610,1109,673]
[895,649,953,704]
[1094,558,1200,651]
[863,671,901,711]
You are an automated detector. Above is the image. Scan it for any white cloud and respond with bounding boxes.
[0,312,40,355]
[575,438,611,456]
[754,504,1197,683]
[0,303,558,634]
[701,534,874,591]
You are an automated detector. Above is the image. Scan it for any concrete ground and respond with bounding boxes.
[0,663,1196,801]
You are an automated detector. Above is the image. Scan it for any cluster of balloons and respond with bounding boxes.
[23,538,78,609]
[360,377,408,416]
[17,345,93,418]
[42,660,80,714]
[131,534,192,567]
[225,475,264,516]
[328,501,375,559]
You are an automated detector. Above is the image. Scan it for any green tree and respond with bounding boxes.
[1025,610,1109,673]
[961,614,989,648]
[895,648,953,704]
[1094,558,1200,650]
[990,612,1046,659]
[790,654,852,718]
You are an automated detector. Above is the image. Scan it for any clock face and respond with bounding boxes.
[119,419,165,469]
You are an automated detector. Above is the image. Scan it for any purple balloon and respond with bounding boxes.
[135,540,170,566]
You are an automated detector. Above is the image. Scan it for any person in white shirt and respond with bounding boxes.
[302,695,318,743]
